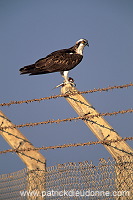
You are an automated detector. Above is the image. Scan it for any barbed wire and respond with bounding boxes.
[0,137,133,155]
[1,108,132,130]
[0,83,132,107]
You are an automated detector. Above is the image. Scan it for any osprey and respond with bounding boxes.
[19,38,89,84]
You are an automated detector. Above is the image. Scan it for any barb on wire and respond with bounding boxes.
[1,108,133,130]
[0,83,132,107]
[0,137,133,155]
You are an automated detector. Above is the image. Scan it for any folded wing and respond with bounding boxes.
[19,49,83,75]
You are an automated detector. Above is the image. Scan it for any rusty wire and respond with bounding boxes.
[1,108,132,130]
[0,137,133,155]
[0,83,132,107]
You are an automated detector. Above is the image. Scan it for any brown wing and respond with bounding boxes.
[20,49,83,75]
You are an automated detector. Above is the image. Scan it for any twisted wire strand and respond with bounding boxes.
[0,83,132,107]
[1,108,132,130]
[0,137,133,155]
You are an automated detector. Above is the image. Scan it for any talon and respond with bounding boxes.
[68,77,74,82]
[53,77,76,89]
[68,77,76,87]
[63,77,76,86]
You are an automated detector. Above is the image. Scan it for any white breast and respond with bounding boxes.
[75,43,85,55]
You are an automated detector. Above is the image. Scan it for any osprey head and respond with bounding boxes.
[76,38,89,47]
[75,38,89,55]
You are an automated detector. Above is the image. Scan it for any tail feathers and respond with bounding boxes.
[19,64,52,75]
[19,64,35,75]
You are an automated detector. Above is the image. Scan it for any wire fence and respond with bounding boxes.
[1,108,133,130]
[0,83,132,157]
[0,168,27,200]
[0,83,132,107]
[0,83,133,199]
[0,136,133,155]
[0,157,132,200]
[0,83,132,131]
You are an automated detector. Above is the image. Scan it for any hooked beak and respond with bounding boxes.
[86,42,89,47]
